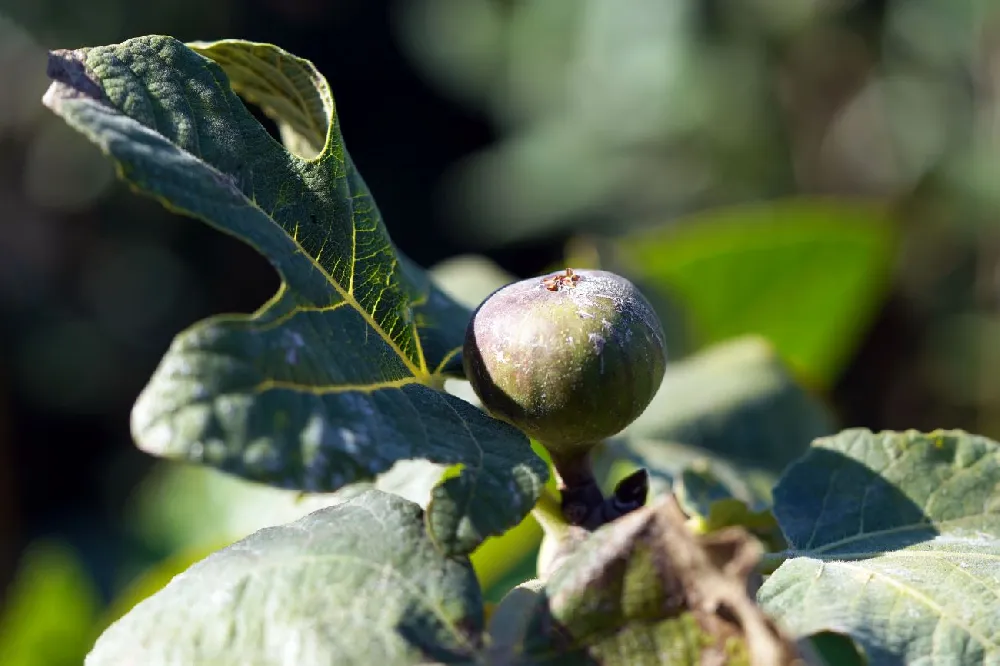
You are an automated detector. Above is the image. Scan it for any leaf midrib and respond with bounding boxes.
[796,518,995,556]
[70,43,431,381]
[821,559,999,653]
[797,548,1000,563]
[214,168,428,378]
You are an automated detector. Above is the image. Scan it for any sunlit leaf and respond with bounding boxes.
[614,200,897,385]
[758,429,1000,666]
[42,36,547,555]
[87,491,484,666]
[187,39,330,160]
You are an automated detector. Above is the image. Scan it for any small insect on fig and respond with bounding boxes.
[463,268,666,462]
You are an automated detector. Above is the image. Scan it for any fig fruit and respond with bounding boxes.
[463,268,667,459]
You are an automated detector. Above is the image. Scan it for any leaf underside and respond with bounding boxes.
[758,429,1000,666]
[85,490,484,666]
[41,36,547,555]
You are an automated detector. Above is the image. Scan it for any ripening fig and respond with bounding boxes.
[463,268,667,461]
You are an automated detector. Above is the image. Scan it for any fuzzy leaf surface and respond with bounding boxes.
[87,490,483,666]
[758,429,1000,666]
[41,36,546,555]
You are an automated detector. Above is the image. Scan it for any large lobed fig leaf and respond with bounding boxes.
[86,490,483,666]
[41,36,547,555]
[92,491,810,666]
[758,429,1000,666]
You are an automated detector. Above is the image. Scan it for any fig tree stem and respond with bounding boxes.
[549,448,605,527]
[547,446,650,530]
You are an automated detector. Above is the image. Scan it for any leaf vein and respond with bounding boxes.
[835,561,999,652]
[252,377,419,396]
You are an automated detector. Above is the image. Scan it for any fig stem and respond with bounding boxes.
[548,447,649,530]
[549,449,604,527]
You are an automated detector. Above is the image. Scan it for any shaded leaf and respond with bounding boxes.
[676,466,767,522]
[87,490,484,666]
[486,578,546,655]
[593,337,834,511]
[676,466,783,549]
[758,429,1000,666]
[474,443,560,602]
[614,199,896,385]
[42,36,547,555]
[626,336,835,473]
[805,632,867,666]
[496,496,804,665]
[0,541,100,666]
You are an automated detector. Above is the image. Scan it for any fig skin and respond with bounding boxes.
[463,268,667,459]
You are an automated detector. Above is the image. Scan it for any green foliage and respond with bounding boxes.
[128,462,346,553]
[593,336,835,506]
[87,491,485,666]
[36,31,1000,666]
[674,466,781,546]
[759,429,1000,665]
[627,336,835,469]
[611,201,897,386]
[0,541,100,666]
[42,35,547,557]
[99,545,221,630]
[91,492,796,666]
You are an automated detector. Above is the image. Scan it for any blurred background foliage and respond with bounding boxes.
[1,0,999,663]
